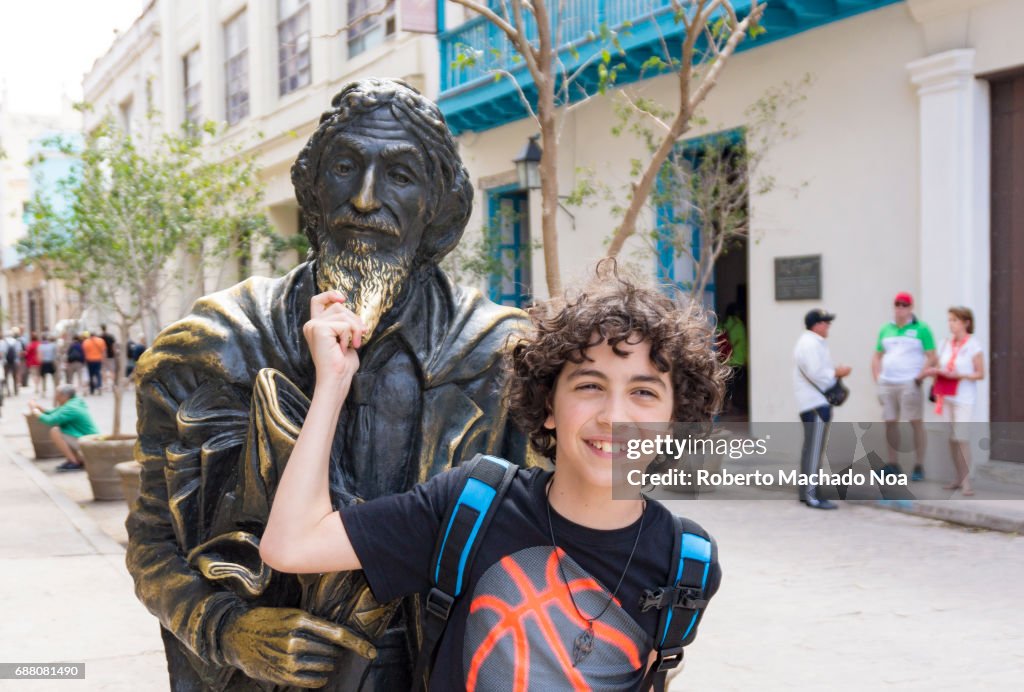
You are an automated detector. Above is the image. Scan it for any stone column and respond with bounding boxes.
[907,48,991,422]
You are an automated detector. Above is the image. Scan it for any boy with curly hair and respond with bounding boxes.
[261,263,726,690]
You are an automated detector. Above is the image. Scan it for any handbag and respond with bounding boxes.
[799,367,849,407]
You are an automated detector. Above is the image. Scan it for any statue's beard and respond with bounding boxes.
[315,235,415,340]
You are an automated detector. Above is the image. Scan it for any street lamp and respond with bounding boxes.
[513,135,542,190]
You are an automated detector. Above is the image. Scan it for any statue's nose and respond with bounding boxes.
[352,163,381,212]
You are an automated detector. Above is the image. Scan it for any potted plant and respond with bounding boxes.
[115,460,142,506]
[79,434,136,501]
[24,413,63,459]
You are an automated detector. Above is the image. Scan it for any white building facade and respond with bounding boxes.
[438,0,1023,468]
[82,0,454,328]
[80,0,1023,467]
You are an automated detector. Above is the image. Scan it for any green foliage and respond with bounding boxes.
[442,204,536,292]
[18,116,272,334]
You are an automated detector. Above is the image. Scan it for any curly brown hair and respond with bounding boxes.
[506,260,729,460]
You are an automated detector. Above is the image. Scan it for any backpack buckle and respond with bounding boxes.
[674,586,708,610]
[640,587,670,612]
[656,646,684,671]
[425,588,455,620]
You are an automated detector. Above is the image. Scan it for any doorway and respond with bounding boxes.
[487,186,532,308]
[656,130,750,420]
[989,72,1024,462]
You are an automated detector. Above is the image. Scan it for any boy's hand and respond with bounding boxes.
[304,292,366,391]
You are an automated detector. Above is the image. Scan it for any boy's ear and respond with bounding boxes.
[543,392,556,430]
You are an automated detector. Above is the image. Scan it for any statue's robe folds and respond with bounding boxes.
[126,262,528,690]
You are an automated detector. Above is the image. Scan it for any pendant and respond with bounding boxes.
[572,623,595,667]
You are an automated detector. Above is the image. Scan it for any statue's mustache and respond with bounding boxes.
[331,205,401,238]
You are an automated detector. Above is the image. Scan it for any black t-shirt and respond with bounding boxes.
[101,333,115,358]
[342,466,721,691]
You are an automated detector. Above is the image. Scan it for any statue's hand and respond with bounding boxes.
[221,607,376,688]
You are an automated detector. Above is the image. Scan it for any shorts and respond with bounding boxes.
[63,434,83,456]
[877,381,923,421]
[944,400,974,441]
[41,362,56,376]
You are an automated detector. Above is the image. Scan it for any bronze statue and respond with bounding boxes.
[127,79,528,690]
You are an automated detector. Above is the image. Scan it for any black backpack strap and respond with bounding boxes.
[412,454,518,691]
[640,515,716,692]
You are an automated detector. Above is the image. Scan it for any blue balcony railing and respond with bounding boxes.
[439,1,671,93]
[437,0,902,134]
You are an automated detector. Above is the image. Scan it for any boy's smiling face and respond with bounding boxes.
[544,336,674,489]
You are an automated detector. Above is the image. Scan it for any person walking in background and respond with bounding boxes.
[37,333,57,396]
[923,306,985,496]
[125,337,147,380]
[28,385,100,472]
[25,332,41,394]
[793,309,852,510]
[872,292,937,481]
[100,324,117,392]
[65,334,86,393]
[2,331,21,397]
[82,331,107,395]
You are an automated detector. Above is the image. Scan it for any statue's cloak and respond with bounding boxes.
[127,262,528,689]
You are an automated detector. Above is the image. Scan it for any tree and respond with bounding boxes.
[621,77,809,299]
[447,0,765,293]
[19,118,272,435]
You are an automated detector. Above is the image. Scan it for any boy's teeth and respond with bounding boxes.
[591,441,619,453]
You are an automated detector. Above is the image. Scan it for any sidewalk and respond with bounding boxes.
[0,385,165,691]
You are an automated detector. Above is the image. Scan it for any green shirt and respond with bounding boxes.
[875,318,936,384]
[38,396,100,438]
[722,315,747,367]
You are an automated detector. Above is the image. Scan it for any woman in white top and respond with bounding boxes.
[923,306,984,495]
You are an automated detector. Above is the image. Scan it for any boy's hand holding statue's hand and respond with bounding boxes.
[304,291,366,404]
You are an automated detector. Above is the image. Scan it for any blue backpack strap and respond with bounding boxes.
[413,454,518,690]
[640,515,717,692]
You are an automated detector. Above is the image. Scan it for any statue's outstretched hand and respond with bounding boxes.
[221,606,376,688]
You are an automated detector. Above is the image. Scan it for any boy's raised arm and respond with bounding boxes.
[260,292,365,575]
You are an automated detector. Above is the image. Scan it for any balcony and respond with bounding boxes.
[437,0,900,135]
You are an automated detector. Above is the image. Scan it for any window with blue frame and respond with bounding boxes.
[487,187,532,308]
[655,128,747,309]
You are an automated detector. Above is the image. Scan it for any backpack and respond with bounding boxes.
[414,454,717,691]
[4,338,17,366]
[67,342,85,363]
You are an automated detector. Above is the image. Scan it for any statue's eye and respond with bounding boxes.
[389,168,412,186]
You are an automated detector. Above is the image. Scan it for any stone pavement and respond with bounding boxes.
[1,384,1022,690]
[0,386,165,691]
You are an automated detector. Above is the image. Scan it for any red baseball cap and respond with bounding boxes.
[894,292,913,306]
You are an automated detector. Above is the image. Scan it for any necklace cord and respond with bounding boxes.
[545,481,645,625]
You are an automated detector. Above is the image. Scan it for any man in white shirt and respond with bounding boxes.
[793,309,852,510]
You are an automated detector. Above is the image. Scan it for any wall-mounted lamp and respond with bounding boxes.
[513,135,542,190]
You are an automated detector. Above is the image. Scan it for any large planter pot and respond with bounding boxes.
[25,414,63,459]
[79,434,137,501]
[115,460,142,507]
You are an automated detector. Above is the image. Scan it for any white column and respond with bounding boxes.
[248,1,277,118]
[907,48,990,423]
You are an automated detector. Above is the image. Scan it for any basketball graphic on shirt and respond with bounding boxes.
[463,546,650,691]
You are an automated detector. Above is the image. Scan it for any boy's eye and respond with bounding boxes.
[576,382,601,391]
[634,388,658,398]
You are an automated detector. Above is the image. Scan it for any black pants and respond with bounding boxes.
[799,405,832,502]
[87,361,103,394]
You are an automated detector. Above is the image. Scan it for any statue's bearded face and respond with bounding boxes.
[313,110,431,339]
